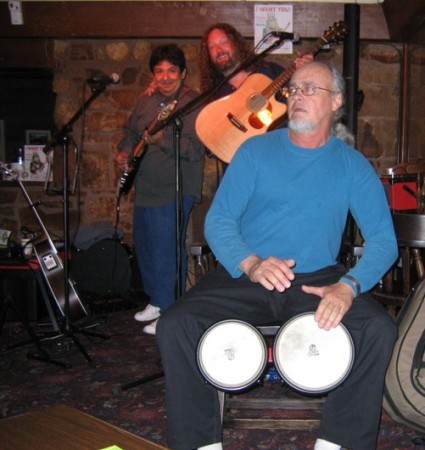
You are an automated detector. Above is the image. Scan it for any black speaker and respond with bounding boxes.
[70,239,133,299]
[0,267,45,322]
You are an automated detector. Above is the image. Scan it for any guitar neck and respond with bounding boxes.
[130,136,148,161]
[262,37,328,100]
[16,179,57,252]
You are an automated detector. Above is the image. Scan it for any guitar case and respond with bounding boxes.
[71,239,133,300]
[383,276,425,433]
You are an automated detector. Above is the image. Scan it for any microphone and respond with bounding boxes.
[87,73,121,84]
[270,31,300,43]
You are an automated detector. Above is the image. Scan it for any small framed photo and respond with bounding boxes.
[25,129,51,146]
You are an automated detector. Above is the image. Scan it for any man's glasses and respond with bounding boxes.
[283,83,337,98]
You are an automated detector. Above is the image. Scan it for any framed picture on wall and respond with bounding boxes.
[23,145,53,182]
[0,120,5,162]
[25,129,51,146]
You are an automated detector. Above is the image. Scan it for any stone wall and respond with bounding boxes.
[1,37,421,253]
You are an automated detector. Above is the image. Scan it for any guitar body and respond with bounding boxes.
[35,239,88,322]
[196,73,287,163]
[0,161,88,322]
[118,151,144,196]
[117,99,178,199]
[195,21,348,163]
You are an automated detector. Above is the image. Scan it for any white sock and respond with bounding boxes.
[198,443,223,450]
[314,438,341,450]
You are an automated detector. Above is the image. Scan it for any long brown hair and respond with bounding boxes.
[199,23,256,94]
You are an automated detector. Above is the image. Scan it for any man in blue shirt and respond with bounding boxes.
[157,61,398,450]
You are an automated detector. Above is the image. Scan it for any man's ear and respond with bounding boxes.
[182,69,187,79]
[332,92,343,113]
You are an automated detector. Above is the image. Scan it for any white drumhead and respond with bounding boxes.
[197,320,267,392]
[273,313,354,394]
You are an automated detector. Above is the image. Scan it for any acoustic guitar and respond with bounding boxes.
[0,162,88,322]
[195,21,349,163]
[117,100,178,198]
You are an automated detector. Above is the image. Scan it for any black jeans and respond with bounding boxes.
[156,265,397,450]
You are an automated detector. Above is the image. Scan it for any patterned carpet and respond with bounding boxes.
[1,300,424,450]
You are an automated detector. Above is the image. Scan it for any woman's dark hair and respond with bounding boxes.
[149,44,186,73]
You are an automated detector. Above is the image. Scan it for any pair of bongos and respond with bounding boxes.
[197,313,354,394]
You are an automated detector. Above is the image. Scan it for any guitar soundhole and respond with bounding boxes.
[246,93,268,113]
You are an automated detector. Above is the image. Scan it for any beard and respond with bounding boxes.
[213,52,238,74]
[288,119,316,133]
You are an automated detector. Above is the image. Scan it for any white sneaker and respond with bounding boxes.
[134,304,161,322]
[314,439,341,450]
[143,319,158,335]
[198,444,223,450]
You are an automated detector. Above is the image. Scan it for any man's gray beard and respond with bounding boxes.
[288,119,316,133]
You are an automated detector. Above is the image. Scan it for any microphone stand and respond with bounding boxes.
[165,37,288,299]
[172,117,184,299]
[115,36,288,393]
[43,82,110,366]
[166,38,287,299]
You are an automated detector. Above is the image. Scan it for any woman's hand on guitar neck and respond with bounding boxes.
[114,151,129,172]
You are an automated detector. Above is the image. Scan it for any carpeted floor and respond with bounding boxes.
[1,297,425,450]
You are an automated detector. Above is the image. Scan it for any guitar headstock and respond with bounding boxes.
[158,99,178,121]
[0,161,17,180]
[322,21,349,45]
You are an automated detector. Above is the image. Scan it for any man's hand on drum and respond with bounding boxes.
[240,255,296,292]
[302,282,354,331]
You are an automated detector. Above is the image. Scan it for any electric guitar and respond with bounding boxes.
[117,100,178,198]
[195,21,349,163]
[0,162,88,322]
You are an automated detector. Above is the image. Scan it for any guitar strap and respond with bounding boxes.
[159,83,192,119]
[123,84,192,141]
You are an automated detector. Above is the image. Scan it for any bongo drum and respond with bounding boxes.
[273,313,354,394]
[197,320,268,392]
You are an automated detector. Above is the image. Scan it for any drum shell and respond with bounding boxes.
[197,319,268,392]
[273,313,355,394]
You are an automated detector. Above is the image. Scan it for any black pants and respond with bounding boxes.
[156,265,397,450]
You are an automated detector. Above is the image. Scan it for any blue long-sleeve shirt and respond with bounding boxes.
[205,128,398,294]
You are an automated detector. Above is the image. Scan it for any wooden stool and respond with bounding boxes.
[189,242,216,283]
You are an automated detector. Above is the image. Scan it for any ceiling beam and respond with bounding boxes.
[0,1,389,40]
[382,0,425,43]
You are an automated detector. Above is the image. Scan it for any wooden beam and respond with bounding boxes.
[0,2,389,40]
[383,0,425,43]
